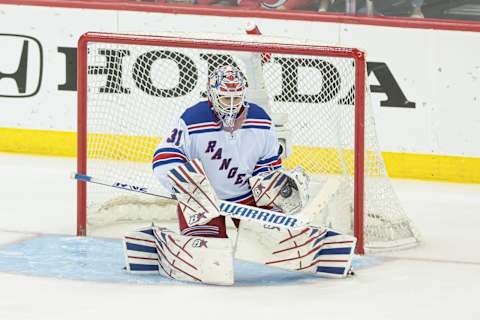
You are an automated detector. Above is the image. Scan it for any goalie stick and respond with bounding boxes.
[73,173,310,230]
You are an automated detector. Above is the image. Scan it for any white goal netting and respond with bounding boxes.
[78,32,419,252]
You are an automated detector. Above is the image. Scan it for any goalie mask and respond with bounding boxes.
[207,65,247,128]
[249,167,310,214]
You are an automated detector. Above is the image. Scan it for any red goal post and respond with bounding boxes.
[77,31,416,254]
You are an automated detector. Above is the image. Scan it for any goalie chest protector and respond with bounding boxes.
[154,101,281,204]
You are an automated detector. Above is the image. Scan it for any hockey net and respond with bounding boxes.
[77,32,419,253]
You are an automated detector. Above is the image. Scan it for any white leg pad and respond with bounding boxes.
[124,226,160,274]
[124,225,234,285]
[235,221,356,278]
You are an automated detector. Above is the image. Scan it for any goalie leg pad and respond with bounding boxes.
[124,226,160,274]
[235,221,356,278]
[124,225,234,285]
[153,227,234,285]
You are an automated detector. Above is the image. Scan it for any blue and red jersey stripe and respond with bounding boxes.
[253,155,282,176]
[187,121,222,135]
[242,118,272,130]
[152,147,188,169]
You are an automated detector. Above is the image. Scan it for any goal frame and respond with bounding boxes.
[76,32,366,254]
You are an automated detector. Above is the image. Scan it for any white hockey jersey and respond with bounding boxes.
[152,100,282,204]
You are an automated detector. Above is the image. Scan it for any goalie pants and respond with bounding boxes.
[177,205,244,238]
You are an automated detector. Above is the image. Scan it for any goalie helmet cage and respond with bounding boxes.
[77,32,419,254]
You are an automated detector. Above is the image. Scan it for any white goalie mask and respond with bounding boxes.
[207,65,247,128]
[249,167,310,215]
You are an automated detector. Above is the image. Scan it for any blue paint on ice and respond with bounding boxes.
[0,235,383,286]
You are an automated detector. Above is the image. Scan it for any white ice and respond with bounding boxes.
[0,153,479,320]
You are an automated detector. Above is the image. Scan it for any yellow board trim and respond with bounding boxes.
[88,133,160,162]
[1,127,480,183]
[0,128,77,157]
[383,152,480,183]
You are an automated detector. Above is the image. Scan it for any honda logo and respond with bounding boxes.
[0,34,43,98]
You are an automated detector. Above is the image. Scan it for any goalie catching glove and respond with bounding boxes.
[249,167,310,214]
[167,159,221,227]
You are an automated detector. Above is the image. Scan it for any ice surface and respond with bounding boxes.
[0,153,479,320]
[0,234,382,285]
